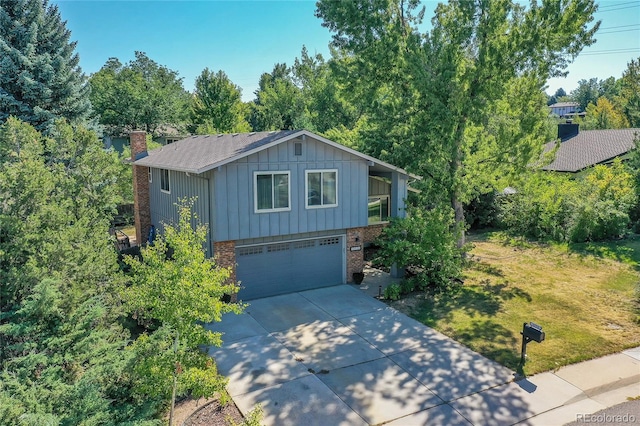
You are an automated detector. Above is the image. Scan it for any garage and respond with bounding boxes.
[235,236,345,300]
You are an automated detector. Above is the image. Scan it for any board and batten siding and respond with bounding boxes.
[369,176,391,196]
[148,168,212,253]
[213,137,369,242]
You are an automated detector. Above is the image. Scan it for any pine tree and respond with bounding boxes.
[0,0,91,132]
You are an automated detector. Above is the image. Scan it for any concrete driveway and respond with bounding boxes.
[207,284,519,425]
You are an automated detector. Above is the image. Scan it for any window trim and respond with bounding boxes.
[253,171,291,213]
[160,169,170,194]
[305,169,338,209]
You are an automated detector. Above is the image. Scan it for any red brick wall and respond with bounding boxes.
[131,131,151,246]
[346,227,365,283]
[214,240,238,300]
[363,223,388,245]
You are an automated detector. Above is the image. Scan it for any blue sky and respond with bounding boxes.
[54,0,640,101]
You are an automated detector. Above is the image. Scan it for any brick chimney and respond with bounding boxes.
[131,131,151,246]
[558,120,579,141]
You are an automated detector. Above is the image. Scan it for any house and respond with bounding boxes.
[130,130,414,300]
[549,101,580,118]
[543,122,640,172]
[104,126,186,153]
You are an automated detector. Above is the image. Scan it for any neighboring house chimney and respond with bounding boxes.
[558,120,579,141]
[131,131,151,246]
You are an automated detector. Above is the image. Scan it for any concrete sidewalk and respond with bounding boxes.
[207,285,639,425]
[514,348,640,426]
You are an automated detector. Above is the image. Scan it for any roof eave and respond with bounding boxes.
[193,129,421,179]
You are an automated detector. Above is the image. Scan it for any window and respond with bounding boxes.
[306,170,338,208]
[368,196,390,224]
[148,167,152,183]
[254,171,290,212]
[160,169,170,193]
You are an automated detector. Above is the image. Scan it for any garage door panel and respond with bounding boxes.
[236,236,344,300]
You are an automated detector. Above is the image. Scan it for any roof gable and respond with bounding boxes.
[543,128,640,172]
[134,129,416,178]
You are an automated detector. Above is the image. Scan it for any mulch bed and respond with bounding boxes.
[176,397,244,426]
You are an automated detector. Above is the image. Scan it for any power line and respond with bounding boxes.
[597,1,640,9]
[580,48,640,56]
[595,4,640,13]
[599,28,640,34]
[599,23,640,30]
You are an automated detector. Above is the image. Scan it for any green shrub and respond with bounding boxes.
[376,206,464,292]
[400,279,415,294]
[383,283,402,300]
[499,161,636,242]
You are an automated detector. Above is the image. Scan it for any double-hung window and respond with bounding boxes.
[306,169,338,208]
[160,169,170,193]
[254,171,290,212]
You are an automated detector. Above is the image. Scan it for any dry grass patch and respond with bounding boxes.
[391,232,640,375]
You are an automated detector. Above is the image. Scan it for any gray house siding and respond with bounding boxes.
[148,168,212,253]
[212,137,369,242]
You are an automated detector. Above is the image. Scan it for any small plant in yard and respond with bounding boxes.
[384,283,402,301]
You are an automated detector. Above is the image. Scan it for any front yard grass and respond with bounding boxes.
[390,231,640,376]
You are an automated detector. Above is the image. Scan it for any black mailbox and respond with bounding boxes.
[523,322,545,343]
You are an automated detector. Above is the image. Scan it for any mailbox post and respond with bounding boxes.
[520,322,545,364]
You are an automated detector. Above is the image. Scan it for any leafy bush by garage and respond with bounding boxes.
[376,206,464,292]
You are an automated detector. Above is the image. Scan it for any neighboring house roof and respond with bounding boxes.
[549,102,579,109]
[542,128,640,172]
[134,129,417,178]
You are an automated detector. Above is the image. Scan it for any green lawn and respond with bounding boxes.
[389,231,640,375]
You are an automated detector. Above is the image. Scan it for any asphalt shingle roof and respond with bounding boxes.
[543,128,640,172]
[134,130,300,173]
[133,129,418,178]
[549,102,578,108]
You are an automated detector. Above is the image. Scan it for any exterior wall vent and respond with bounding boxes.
[294,142,302,156]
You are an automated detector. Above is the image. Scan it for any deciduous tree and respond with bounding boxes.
[190,68,250,134]
[122,200,242,424]
[619,57,640,127]
[249,63,304,131]
[89,52,190,135]
[316,0,599,246]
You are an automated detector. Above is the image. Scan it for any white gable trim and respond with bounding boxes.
[192,130,419,179]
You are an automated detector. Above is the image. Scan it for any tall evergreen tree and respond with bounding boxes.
[0,0,91,132]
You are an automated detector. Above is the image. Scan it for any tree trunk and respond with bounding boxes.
[452,193,465,248]
[451,124,466,249]
[169,331,179,426]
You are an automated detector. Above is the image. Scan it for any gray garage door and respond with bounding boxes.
[235,236,344,300]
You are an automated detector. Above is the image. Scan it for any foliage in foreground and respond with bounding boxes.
[0,118,159,424]
[376,206,464,293]
[122,200,243,421]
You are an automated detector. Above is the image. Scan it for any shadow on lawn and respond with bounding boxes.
[568,235,640,269]
[409,281,530,372]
